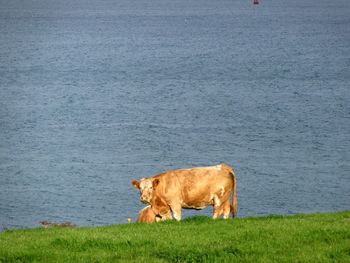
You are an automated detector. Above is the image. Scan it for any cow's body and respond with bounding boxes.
[132,163,237,221]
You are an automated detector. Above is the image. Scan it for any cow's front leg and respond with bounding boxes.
[170,204,182,221]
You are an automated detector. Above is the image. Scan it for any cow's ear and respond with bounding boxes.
[131,180,140,189]
[152,178,160,189]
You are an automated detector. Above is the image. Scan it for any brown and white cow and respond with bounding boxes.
[131,163,237,221]
[137,205,172,223]
[137,206,156,223]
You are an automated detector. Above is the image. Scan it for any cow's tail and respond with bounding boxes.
[221,163,237,218]
[231,170,237,218]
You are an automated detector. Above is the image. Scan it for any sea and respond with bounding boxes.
[0,0,349,229]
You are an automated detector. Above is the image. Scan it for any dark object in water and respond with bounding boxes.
[253,0,259,4]
[40,220,76,228]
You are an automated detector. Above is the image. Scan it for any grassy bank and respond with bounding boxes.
[1,211,349,262]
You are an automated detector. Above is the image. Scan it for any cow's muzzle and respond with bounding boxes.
[140,197,150,204]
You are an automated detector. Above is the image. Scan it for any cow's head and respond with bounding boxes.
[131,178,160,204]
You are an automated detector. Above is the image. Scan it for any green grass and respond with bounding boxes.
[1,211,350,262]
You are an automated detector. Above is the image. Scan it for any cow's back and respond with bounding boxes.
[137,206,156,223]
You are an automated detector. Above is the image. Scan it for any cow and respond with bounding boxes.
[137,205,172,223]
[131,163,237,221]
[137,206,156,223]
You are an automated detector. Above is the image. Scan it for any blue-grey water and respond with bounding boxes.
[0,0,349,229]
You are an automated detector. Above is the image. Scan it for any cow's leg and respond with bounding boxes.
[213,193,232,219]
[213,201,230,219]
[170,204,182,221]
[222,200,231,219]
[212,195,222,219]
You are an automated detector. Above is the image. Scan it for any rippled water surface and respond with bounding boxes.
[0,0,349,229]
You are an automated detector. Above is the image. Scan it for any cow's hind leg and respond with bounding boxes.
[212,184,233,219]
[213,200,231,219]
[222,200,231,219]
[212,195,223,219]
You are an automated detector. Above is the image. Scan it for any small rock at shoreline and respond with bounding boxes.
[39,220,76,228]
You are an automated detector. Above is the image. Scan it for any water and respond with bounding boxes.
[0,0,349,229]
